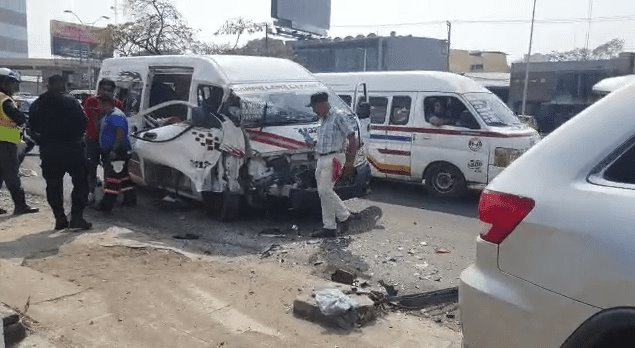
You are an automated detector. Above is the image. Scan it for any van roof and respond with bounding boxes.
[316,71,491,94]
[100,55,316,85]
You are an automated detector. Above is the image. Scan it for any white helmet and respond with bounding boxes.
[0,68,21,83]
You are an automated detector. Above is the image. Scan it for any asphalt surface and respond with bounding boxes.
[17,154,480,297]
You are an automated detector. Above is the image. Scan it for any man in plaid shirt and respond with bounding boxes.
[307,92,359,238]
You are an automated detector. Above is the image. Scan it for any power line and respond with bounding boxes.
[331,15,635,29]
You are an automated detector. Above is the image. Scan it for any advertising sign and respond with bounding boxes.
[50,20,112,59]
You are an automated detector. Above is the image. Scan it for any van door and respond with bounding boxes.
[366,96,390,178]
[383,94,415,180]
[144,67,194,127]
[411,93,489,195]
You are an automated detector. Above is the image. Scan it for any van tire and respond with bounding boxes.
[425,163,467,198]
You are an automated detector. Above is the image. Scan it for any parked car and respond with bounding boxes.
[13,95,37,115]
[459,83,635,347]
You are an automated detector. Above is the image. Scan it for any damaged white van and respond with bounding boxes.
[318,71,541,197]
[98,55,371,220]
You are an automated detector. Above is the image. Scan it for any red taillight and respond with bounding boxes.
[479,190,535,244]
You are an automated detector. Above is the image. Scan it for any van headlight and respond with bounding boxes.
[494,147,522,168]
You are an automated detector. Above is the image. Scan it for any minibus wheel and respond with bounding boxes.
[425,163,467,198]
[203,191,241,221]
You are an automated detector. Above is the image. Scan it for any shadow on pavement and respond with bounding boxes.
[365,180,480,219]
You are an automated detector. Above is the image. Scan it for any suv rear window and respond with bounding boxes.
[604,144,635,184]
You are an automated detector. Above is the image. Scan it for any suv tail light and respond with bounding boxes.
[479,190,535,244]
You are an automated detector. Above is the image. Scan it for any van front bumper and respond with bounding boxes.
[288,162,371,210]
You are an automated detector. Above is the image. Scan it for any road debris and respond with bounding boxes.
[260,244,281,259]
[379,280,398,296]
[172,233,200,240]
[420,241,428,246]
[293,289,377,330]
[387,287,458,310]
[331,269,355,285]
[313,261,324,266]
[259,228,288,238]
[434,247,451,254]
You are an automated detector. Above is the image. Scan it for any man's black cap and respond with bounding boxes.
[307,92,329,107]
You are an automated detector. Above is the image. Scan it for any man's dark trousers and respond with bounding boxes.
[40,143,88,222]
[0,141,28,209]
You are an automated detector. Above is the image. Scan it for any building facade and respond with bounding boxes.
[450,50,509,73]
[0,0,28,58]
[509,52,635,131]
[293,33,448,73]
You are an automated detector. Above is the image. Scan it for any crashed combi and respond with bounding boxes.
[98,55,371,220]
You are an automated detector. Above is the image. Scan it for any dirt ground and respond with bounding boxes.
[0,191,461,348]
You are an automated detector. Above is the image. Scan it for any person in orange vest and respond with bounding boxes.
[0,68,39,215]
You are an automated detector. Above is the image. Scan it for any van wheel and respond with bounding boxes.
[426,163,467,198]
[203,191,241,221]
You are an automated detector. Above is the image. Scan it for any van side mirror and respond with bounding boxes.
[357,102,371,120]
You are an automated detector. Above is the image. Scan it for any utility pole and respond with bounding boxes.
[521,0,537,116]
[446,21,452,72]
[265,23,269,56]
[584,0,594,53]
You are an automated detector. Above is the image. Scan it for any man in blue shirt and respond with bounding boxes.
[96,95,136,212]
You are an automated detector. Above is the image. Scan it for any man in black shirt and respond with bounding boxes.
[29,75,92,230]
[0,68,39,216]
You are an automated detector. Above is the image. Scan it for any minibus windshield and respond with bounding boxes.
[230,82,354,127]
[464,93,522,127]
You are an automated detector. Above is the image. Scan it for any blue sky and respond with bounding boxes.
[27,0,635,60]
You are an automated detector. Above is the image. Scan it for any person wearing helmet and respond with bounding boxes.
[0,68,39,216]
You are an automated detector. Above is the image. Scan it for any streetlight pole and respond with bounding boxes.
[357,48,367,72]
[521,0,537,116]
[63,10,110,90]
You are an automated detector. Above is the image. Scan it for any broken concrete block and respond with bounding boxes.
[293,292,377,329]
[331,269,355,285]
[1,304,26,346]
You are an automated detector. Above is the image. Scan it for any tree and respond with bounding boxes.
[546,38,625,62]
[232,38,298,60]
[214,18,267,50]
[111,0,202,56]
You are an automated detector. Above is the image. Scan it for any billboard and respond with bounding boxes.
[50,20,112,59]
[271,0,331,36]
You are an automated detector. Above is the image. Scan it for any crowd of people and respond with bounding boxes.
[0,68,135,231]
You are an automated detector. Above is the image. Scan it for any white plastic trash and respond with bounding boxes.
[315,289,358,316]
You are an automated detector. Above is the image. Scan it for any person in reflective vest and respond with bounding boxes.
[0,68,39,216]
[95,95,136,212]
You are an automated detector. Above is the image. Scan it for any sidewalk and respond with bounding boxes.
[0,195,461,347]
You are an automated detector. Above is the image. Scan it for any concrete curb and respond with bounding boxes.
[1,304,26,347]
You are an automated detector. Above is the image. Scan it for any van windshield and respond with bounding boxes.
[230,82,353,127]
[464,93,522,127]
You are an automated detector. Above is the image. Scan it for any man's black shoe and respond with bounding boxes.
[310,228,337,239]
[13,206,39,215]
[54,219,69,231]
[69,218,93,231]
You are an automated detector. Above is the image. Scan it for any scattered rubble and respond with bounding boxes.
[293,289,377,330]
[331,270,355,285]
[434,247,451,254]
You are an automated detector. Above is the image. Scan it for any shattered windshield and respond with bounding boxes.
[230,82,353,127]
[464,92,522,127]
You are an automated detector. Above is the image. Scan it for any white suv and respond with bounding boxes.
[460,83,635,348]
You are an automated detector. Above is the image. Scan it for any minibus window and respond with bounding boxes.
[424,96,479,129]
[390,96,411,126]
[369,97,388,124]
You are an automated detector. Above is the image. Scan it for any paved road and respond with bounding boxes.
[18,155,480,296]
